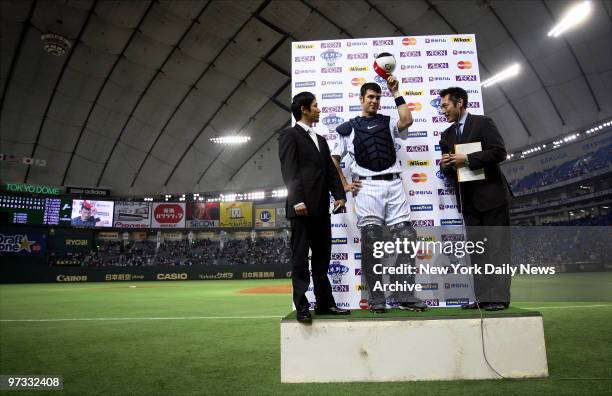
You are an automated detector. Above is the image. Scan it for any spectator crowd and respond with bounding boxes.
[49,237,291,268]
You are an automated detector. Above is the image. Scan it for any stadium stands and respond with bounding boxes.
[50,237,291,268]
[512,226,609,266]
[509,144,612,194]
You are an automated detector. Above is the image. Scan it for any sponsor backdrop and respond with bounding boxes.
[292,34,482,308]
[113,202,152,228]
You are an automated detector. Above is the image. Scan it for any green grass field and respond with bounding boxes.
[1,273,611,395]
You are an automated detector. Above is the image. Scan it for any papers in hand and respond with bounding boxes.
[455,142,485,182]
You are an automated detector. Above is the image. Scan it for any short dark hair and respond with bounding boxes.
[439,87,468,109]
[291,91,316,121]
[360,82,381,97]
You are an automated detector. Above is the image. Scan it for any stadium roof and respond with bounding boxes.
[1,0,610,196]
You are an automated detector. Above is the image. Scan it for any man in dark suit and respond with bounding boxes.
[278,91,350,323]
[439,86,512,311]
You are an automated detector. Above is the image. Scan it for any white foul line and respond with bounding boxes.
[0,315,284,323]
[2,305,612,322]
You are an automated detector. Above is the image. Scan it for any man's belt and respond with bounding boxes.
[357,173,401,181]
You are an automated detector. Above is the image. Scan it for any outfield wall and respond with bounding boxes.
[0,263,290,284]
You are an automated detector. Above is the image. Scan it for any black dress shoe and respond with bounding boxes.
[369,304,386,313]
[485,302,507,311]
[461,302,488,310]
[398,301,427,312]
[315,306,351,315]
[296,310,312,323]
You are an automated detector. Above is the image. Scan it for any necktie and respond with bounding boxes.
[455,122,463,141]
[309,129,320,151]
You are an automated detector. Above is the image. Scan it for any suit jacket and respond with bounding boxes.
[440,113,512,213]
[279,124,346,218]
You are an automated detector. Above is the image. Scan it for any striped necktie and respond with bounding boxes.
[455,122,463,141]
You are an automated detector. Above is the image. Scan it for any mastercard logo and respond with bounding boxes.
[416,250,433,260]
[402,37,417,46]
[408,102,422,111]
[457,60,472,69]
[351,77,366,86]
[411,173,428,183]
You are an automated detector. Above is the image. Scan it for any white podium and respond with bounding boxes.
[281,310,548,383]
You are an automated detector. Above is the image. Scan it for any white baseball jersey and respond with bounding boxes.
[332,115,412,228]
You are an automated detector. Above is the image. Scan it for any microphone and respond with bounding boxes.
[332,204,345,215]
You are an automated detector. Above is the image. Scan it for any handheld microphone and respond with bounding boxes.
[332,204,345,215]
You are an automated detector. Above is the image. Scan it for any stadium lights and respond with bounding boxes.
[210,136,251,145]
[246,191,265,200]
[586,120,611,134]
[272,189,288,198]
[509,118,611,160]
[220,193,236,202]
[481,63,520,88]
[143,197,153,202]
[547,1,592,37]
[521,145,545,156]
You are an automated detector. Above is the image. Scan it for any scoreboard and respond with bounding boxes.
[0,195,72,226]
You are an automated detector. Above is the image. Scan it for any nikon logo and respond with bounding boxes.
[66,239,88,246]
[409,160,430,166]
[157,273,188,280]
[56,275,87,282]
[349,65,368,72]
[452,37,473,42]
[294,43,315,49]
[404,90,424,96]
